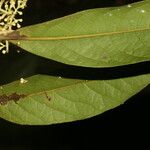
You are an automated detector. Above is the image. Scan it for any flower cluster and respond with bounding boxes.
[0,0,27,54]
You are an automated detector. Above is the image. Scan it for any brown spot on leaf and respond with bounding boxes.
[0,93,26,105]
[44,92,51,101]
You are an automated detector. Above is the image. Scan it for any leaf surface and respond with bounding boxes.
[0,74,149,125]
[8,1,150,67]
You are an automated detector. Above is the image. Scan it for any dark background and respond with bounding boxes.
[0,0,150,149]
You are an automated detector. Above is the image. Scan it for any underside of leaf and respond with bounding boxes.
[6,0,150,67]
[0,74,149,125]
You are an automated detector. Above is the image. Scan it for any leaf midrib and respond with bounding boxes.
[0,27,150,41]
[10,77,150,103]
[17,27,150,41]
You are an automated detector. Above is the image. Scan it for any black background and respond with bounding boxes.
[0,0,150,149]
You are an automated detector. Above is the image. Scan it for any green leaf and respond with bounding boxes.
[8,0,150,67]
[0,74,149,125]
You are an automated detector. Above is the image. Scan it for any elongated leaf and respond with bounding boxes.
[6,1,150,67]
[0,74,149,125]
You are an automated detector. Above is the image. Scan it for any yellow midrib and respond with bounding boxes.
[0,27,149,41]
[19,27,150,41]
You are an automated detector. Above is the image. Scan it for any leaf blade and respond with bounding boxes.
[0,74,149,125]
[8,0,150,67]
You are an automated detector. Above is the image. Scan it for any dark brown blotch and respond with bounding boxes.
[0,93,26,105]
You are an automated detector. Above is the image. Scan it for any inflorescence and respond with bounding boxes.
[0,0,27,54]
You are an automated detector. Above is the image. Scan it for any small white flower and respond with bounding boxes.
[127,4,132,8]
[0,0,28,53]
[20,78,28,84]
[2,50,7,54]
